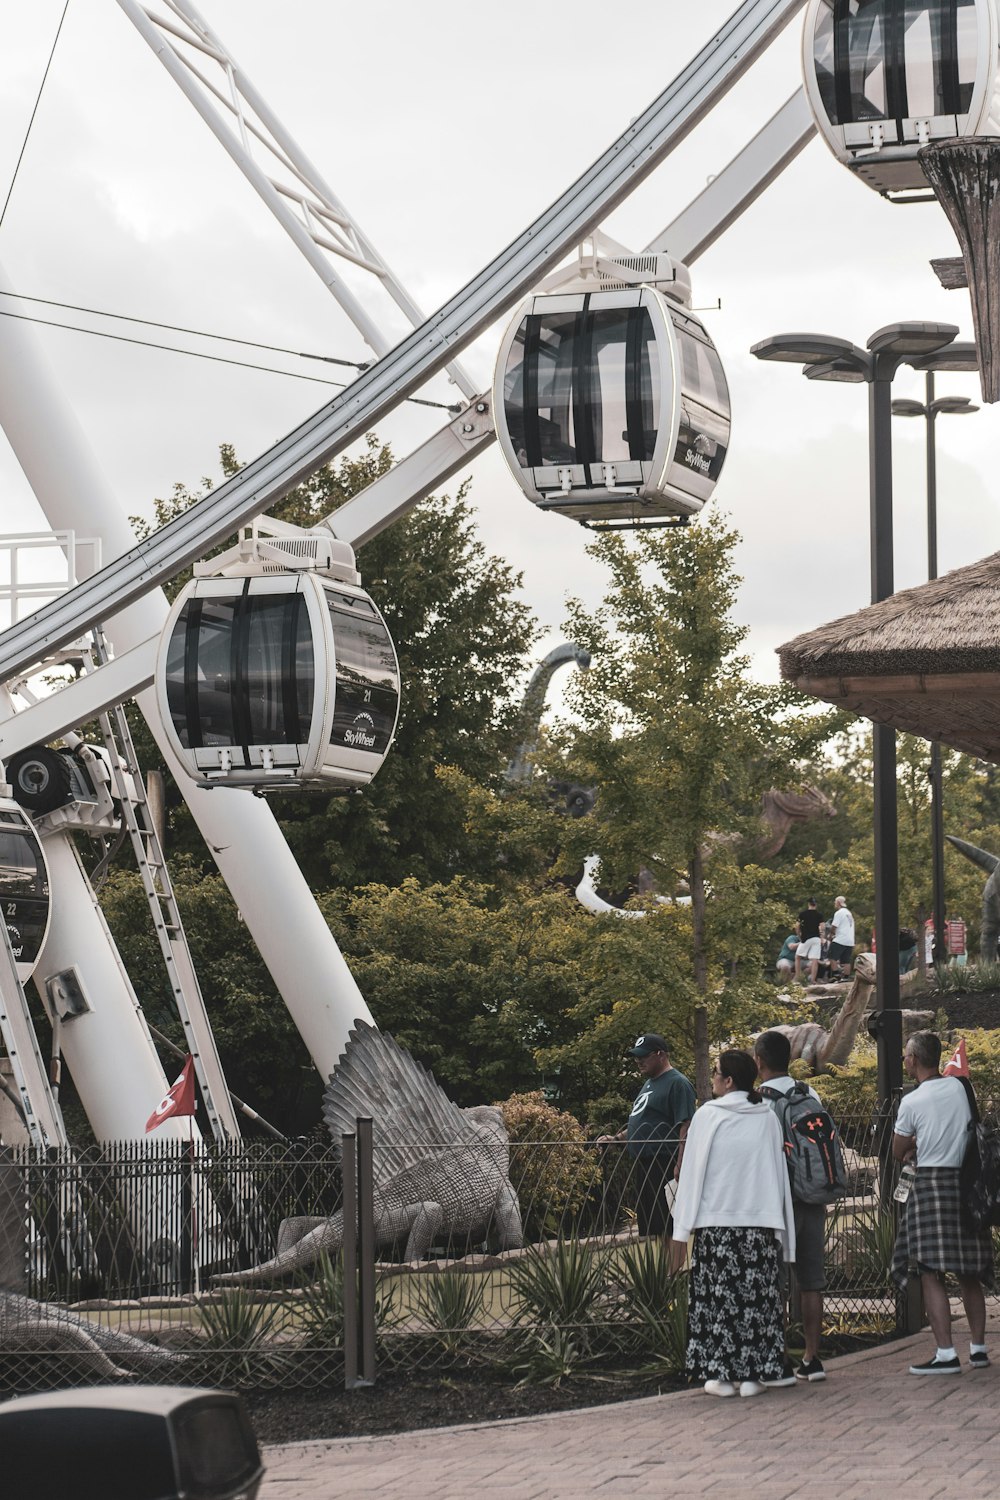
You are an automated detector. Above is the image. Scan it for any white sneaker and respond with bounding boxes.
[704,1379,737,1397]
[739,1380,767,1398]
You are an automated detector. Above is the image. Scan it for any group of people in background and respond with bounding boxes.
[601,1024,993,1396]
[776,895,855,985]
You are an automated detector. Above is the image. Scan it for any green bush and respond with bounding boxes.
[610,1237,687,1369]
[499,1092,600,1240]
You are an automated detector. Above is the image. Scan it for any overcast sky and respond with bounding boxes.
[0,1,994,690]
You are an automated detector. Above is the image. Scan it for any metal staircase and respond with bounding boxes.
[92,630,241,1144]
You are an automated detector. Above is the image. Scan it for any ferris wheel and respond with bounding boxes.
[0,0,992,1147]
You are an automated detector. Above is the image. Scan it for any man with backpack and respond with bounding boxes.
[754,1030,847,1383]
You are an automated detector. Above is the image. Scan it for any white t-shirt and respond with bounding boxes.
[894,1075,972,1167]
[760,1074,820,1103]
[831,907,855,946]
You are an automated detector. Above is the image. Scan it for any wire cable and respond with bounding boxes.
[0,288,363,368]
[0,304,463,410]
[0,1,71,235]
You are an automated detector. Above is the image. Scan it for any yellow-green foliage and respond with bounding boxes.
[960,1030,1000,1117]
[498,1092,600,1239]
[809,1029,1000,1132]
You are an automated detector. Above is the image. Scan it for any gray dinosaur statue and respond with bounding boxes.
[0,1291,190,1381]
[214,1021,523,1285]
[946,835,1000,960]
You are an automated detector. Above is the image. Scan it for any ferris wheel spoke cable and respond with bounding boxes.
[0,1,70,235]
[0,297,462,409]
[0,0,806,685]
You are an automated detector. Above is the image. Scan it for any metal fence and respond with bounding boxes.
[0,1094,984,1396]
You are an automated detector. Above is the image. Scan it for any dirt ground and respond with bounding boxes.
[941,990,1000,1031]
[244,1367,684,1443]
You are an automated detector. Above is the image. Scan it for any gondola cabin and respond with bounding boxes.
[803,0,1000,196]
[156,563,400,793]
[0,798,50,981]
[493,287,730,528]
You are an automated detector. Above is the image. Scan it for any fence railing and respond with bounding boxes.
[0,1094,983,1396]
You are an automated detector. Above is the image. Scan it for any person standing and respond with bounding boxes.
[828,896,855,980]
[670,1049,795,1399]
[794,898,824,983]
[597,1034,694,1238]
[891,1031,994,1374]
[754,1029,827,1383]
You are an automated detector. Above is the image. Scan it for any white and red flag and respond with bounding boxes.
[943,1038,970,1077]
[145,1055,197,1132]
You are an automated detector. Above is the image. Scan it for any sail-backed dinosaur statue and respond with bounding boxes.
[215,1022,523,1284]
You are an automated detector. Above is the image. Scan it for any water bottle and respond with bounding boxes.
[894,1164,917,1203]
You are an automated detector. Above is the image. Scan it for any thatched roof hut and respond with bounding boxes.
[778,551,1000,761]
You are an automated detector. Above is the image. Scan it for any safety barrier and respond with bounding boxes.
[0,1095,987,1395]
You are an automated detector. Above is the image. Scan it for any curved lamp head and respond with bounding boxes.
[867,322,959,358]
[750,333,866,367]
[907,340,979,373]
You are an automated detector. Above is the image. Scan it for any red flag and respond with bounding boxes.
[943,1038,969,1077]
[145,1056,197,1132]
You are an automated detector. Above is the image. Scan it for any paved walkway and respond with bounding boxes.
[260,1318,999,1499]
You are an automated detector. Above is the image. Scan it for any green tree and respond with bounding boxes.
[766,725,997,955]
[548,511,840,1097]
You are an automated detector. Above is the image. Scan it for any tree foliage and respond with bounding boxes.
[543,511,841,1095]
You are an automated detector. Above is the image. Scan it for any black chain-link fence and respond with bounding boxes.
[0,1095,988,1395]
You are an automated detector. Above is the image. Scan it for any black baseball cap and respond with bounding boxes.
[629,1033,669,1057]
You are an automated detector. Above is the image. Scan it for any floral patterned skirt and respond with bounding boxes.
[685,1225,786,1383]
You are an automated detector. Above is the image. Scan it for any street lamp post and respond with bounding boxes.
[891,375,979,971]
[750,323,965,1112]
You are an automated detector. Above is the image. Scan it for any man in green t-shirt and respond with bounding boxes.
[598,1033,696,1237]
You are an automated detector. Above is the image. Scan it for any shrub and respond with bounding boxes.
[610,1237,688,1369]
[498,1092,600,1240]
[413,1270,486,1359]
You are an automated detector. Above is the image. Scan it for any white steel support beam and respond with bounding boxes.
[116,0,477,398]
[0,640,158,762]
[648,88,816,262]
[0,0,808,688]
[0,260,370,1126]
[0,918,68,1150]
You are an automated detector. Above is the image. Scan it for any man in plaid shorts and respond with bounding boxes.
[891,1031,994,1374]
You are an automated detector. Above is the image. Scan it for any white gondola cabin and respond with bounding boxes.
[803,0,1000,196]
[156,551,400,793]
[493,287,730,528]
[0,798,50,981]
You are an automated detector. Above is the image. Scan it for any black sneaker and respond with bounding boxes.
[909,1355,961,1375]
[969,1350,990,1369]
[795,1357,826,1382]
[762,1360,797,1388]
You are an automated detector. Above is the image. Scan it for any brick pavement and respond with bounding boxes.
[259,1317,1000,1499]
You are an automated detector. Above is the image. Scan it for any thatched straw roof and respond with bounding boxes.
[778,551,1000,760]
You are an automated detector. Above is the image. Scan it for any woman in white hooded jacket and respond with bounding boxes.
[669,1049,795,1398]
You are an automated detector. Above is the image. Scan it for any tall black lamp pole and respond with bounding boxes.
[751,324,965,1111]
[891,376,978,968]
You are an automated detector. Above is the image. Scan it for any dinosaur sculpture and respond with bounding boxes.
[946,835,999,960]
[0,1291,189,1381]
[578,786,836,919]
[214,1021,523,1284]
[753,786,836,859]
[771,953,928,1072]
